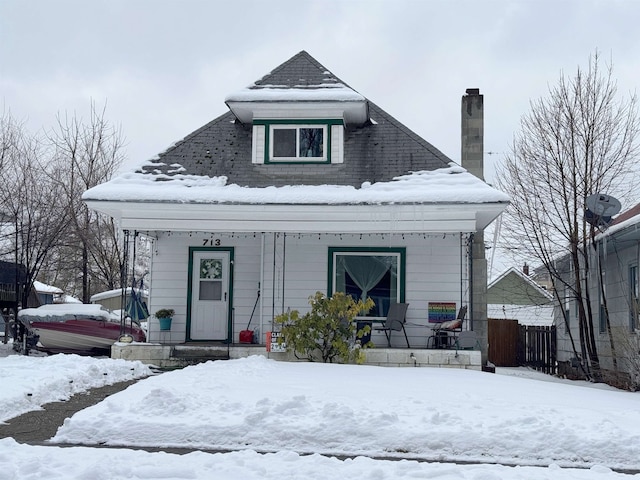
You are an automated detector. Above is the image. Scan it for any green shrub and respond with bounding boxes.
[154,308,175,319]
[274,291,375,363]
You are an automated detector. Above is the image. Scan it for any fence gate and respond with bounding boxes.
[488,318,520,367]
[519,325,557,374]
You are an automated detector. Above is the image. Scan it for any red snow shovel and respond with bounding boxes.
[240,287,260,344]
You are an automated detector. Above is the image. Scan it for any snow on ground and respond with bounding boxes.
[0,439,626,480]
[1,342,639,479]
[0,343,152,423]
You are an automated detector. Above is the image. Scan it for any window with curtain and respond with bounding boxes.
[330,249,404,318]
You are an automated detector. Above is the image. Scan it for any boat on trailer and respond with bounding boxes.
[17,303,146,355]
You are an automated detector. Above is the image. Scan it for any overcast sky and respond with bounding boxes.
[2,0,639,183]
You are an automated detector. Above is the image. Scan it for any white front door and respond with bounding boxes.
[189,249,231,341]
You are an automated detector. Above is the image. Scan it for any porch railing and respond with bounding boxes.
[0,283,18,303]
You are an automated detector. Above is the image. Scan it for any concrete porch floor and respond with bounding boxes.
[112,343,482,370]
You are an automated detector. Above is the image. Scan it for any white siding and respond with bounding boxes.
[147,234,190,343]
[252,125,265,164]
[148,232,468,348]
[330,124,343,164]
[257,233,465,348]
[147,233,261,343]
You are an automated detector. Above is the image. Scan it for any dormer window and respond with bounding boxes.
[252,119,344,165]
[271,125,325,161]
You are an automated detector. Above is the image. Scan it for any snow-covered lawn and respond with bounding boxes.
[1,342,639,479]
[0,347,152,423]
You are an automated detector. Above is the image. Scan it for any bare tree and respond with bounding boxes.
[88,215,125,291]
[0,110,71,306]
[496,51,640,381]
[0,109,25,230]
[47,101,126,301]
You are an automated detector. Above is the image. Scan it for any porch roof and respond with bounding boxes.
[84,164,508,233]
[84,164,508,204]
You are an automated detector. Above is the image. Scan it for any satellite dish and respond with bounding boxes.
[585,194,622,228]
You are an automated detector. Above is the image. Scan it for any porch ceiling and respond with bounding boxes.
[85,200,505,234]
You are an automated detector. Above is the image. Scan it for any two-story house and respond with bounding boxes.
[83,51,508,366]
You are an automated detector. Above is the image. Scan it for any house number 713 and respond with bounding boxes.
[202,238,221,246]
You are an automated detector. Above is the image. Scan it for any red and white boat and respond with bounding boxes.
[17,303,146,355]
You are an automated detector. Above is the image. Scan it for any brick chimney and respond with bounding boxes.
[523,263,529,276]
[461,88,484,180]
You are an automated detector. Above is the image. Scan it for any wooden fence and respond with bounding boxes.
[488,319,557,374]
[488,318,519,366]
[519,324,557,374]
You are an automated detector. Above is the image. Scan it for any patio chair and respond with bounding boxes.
[375,302,410,348]
[427,305,466,349]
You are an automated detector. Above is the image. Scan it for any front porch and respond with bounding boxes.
[111,342,482,370]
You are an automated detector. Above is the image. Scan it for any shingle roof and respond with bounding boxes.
[139,51,454,187]
[610,202,640,226]
[251,50,345,89]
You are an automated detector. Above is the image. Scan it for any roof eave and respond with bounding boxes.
[225,100,369,127]
[85,200,507,234]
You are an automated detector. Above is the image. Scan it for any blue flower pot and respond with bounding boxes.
[158,317,172,331]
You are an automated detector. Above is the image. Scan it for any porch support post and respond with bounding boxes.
[259,233,265,344]
[471,232,489,366]
[120,229,130,336]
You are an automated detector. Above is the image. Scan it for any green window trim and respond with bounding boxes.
[254,119,343,164]
[328,247,406,319]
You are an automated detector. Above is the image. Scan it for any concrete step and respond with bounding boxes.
[171,345,229,361]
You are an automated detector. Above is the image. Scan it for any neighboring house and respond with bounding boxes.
[33,280,64,305]
[555,203,640,385]
[488,266,554,326]
[91,287,148,314]
[83,51,508,353]
[0,260,25,311]
[1,260,26,337]
[0,260,40,309]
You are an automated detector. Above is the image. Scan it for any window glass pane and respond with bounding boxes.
[299,128,323,157]
[630,265,638,330]
[200,259,222,279]
[200,281,222,301]
[335,254,398,317]
[273,128,296,157]
[564,288,570,327]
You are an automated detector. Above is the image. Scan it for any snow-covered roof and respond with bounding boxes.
[83,51,509,234]
[60,295,82,304]
[90,287,148,302]
[225,84,365,103]
[488,304,554,326]
[594,202,640,241]
[83,164,509,205]
[224,51,369,125]
[33,280,63,294]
